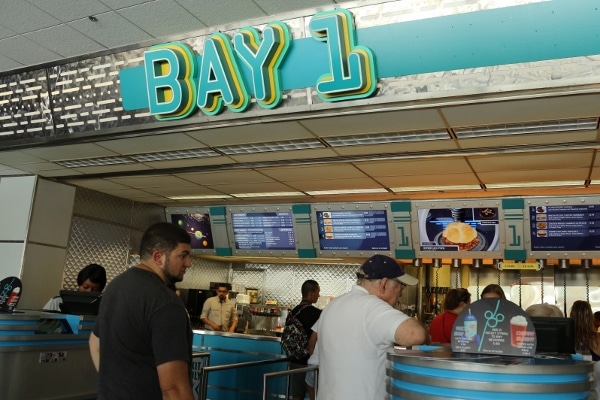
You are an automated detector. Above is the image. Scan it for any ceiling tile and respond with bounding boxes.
[100,187,161,198]
[0,2,61,34]
[142,185,222,196]
[260,164,367,181]
[177,170,274,185]
[253,0,335,14]
[469,151,594,172]
[62,178,128,190]
[356,159,473,177]
[330,140,457,156]
[286,177,382,191]
[118,0,205,38]
[0,54,24,70]
[105,175,196,188]
[0,23,16,40]
[99,0,150,8]
[24,25,105,58]
[187,121,316,146]
[300,109,445,137]
[226,148,337,163]
[456,130,598,150]
[97,132,206,154]
[378,173,480,187]
[139,156,234,169]
[68,12,152,48]
[175,0,265,27]
[0,36,61,66]
[207,182,295,194]
[478,168,590,184]
[27,0,111,22]
[21,143,118,160]
[13,162,70,173]
[0,150,49,164]
[441,94,600,127]
[69,163,153,174]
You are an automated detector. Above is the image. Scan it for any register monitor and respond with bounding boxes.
[530,316,575,354]
[59,290,102,315]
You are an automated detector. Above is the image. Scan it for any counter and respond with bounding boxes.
[388,347,594,399]
[192,330,288,400]
[0,310,97,400]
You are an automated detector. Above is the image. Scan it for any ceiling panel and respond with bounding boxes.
[21,143,118,160]
[142,185,223,196]
[62,178,129,191]
[0,1,60,34]
[67,11,152,48]
[186,121,317,146]
[477,168,590,183]
[68,163,153,175]
[177,170,275,185]
[356,159,473,177]
[206,182,297,194]
[441,94,600,127]
[285,177,383,191]
[300,109,446,137]
[468,151,595,172]
[456,130,599,150]
[331,140,457,157]
[378,173,481,187]
[225,148,337,163]
[259,164,367,181]
[27,0,111,22]
[97,133,207,154]
[105,175,197,188]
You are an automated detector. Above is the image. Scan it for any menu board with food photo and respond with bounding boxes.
[529,204,600,252]
[416,206,501,254]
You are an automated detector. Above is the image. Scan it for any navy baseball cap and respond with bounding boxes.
[357,254,418,286]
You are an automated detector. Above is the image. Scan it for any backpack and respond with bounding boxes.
[281,304,311,359]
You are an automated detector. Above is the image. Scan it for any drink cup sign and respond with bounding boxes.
[452,298,537,357]
[0,277,23,312]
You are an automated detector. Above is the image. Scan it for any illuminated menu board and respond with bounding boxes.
[170,213,214,250]
[529,204,600,251]
[231,212,296,250]
[315,209,390,251]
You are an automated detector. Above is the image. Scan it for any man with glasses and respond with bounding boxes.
[315,254,427,400]
[201,284,238,333]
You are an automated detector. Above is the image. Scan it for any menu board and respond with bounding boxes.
[414,204,501,257]
[231,211,296,250]
[452,298,536,357]
[315,209,391,251]
[529,204,600,251]
[170,213,214,250]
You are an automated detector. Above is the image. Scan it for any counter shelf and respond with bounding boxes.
[388,348,594,399]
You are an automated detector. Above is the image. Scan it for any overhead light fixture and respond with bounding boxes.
[129,148,219,162]
[324,129,449,147]
[486,180,584,189]
[454,118,597,139]
[216,139,323,155]
[168,194,232,200]
[306,188,388,196]
[390,185,482,192]
[232,191,305,198]
[57,156,134,168]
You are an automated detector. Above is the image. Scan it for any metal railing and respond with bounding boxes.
[262,365,318,400]
[199,357,290,400]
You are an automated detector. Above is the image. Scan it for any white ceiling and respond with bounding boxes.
[0,0,599,207]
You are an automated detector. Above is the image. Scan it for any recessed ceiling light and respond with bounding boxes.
[324,129,449,147]
[232,192,305,198]
[306,188,388,195]
[216,139,323,155]
[454,118,597,138]
[486,181,584,189]
[390,185,482,192]
[168,194,232,200]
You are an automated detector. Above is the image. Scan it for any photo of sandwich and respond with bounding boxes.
[441,222,479,251]
[537,222,547,229]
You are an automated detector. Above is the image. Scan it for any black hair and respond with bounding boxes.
[301,280,319,298]
[77,263,107,291]
[443,288,471,311]
[139,222,191,260]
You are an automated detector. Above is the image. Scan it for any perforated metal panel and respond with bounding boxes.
[179,258,230,290]
[64,216,131,289]
[73,187,133,225]
[131,202,165,231]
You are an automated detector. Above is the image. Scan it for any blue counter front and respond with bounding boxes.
[388,348,594,399]
[192,330,289,400]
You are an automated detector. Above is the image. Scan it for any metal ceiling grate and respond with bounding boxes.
[324,130,449,147]
[57,156,133,168]
[129,148,219,162]
[454,118,598,138]
[216,139,324,155]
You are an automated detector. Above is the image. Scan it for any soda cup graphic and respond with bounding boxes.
[510,315,528,347]
[464,309,477,341]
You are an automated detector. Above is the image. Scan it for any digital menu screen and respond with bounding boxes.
[417,207,500,252]
[316,210,390,251]
[170,213,214,250]
[529,204,600,251]
[231,212,296,250]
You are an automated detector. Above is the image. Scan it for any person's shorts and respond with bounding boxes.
[289,361,307,398]
[305,369,315,387]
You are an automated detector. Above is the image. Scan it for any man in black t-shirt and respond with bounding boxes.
[288,280,321,400]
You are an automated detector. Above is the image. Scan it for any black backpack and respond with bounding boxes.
[281,304,311,359]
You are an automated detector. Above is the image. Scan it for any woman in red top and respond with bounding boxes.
[429,288,471,343]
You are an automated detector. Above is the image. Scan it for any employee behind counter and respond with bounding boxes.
[200,283,238,333]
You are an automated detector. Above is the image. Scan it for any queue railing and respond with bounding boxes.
[262,365,318,400]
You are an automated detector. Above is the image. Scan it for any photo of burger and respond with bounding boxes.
[441,222,479,251]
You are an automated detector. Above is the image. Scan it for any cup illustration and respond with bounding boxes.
[464,309,477,341]
[510,315,528,348]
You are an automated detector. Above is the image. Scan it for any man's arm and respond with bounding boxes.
[200,300,220,330]
[157,360,194,400]
[89,332,100,371]
[394,318,428,346]
[307,331,318,355]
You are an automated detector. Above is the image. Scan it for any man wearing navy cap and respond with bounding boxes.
[314,254,427,400]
